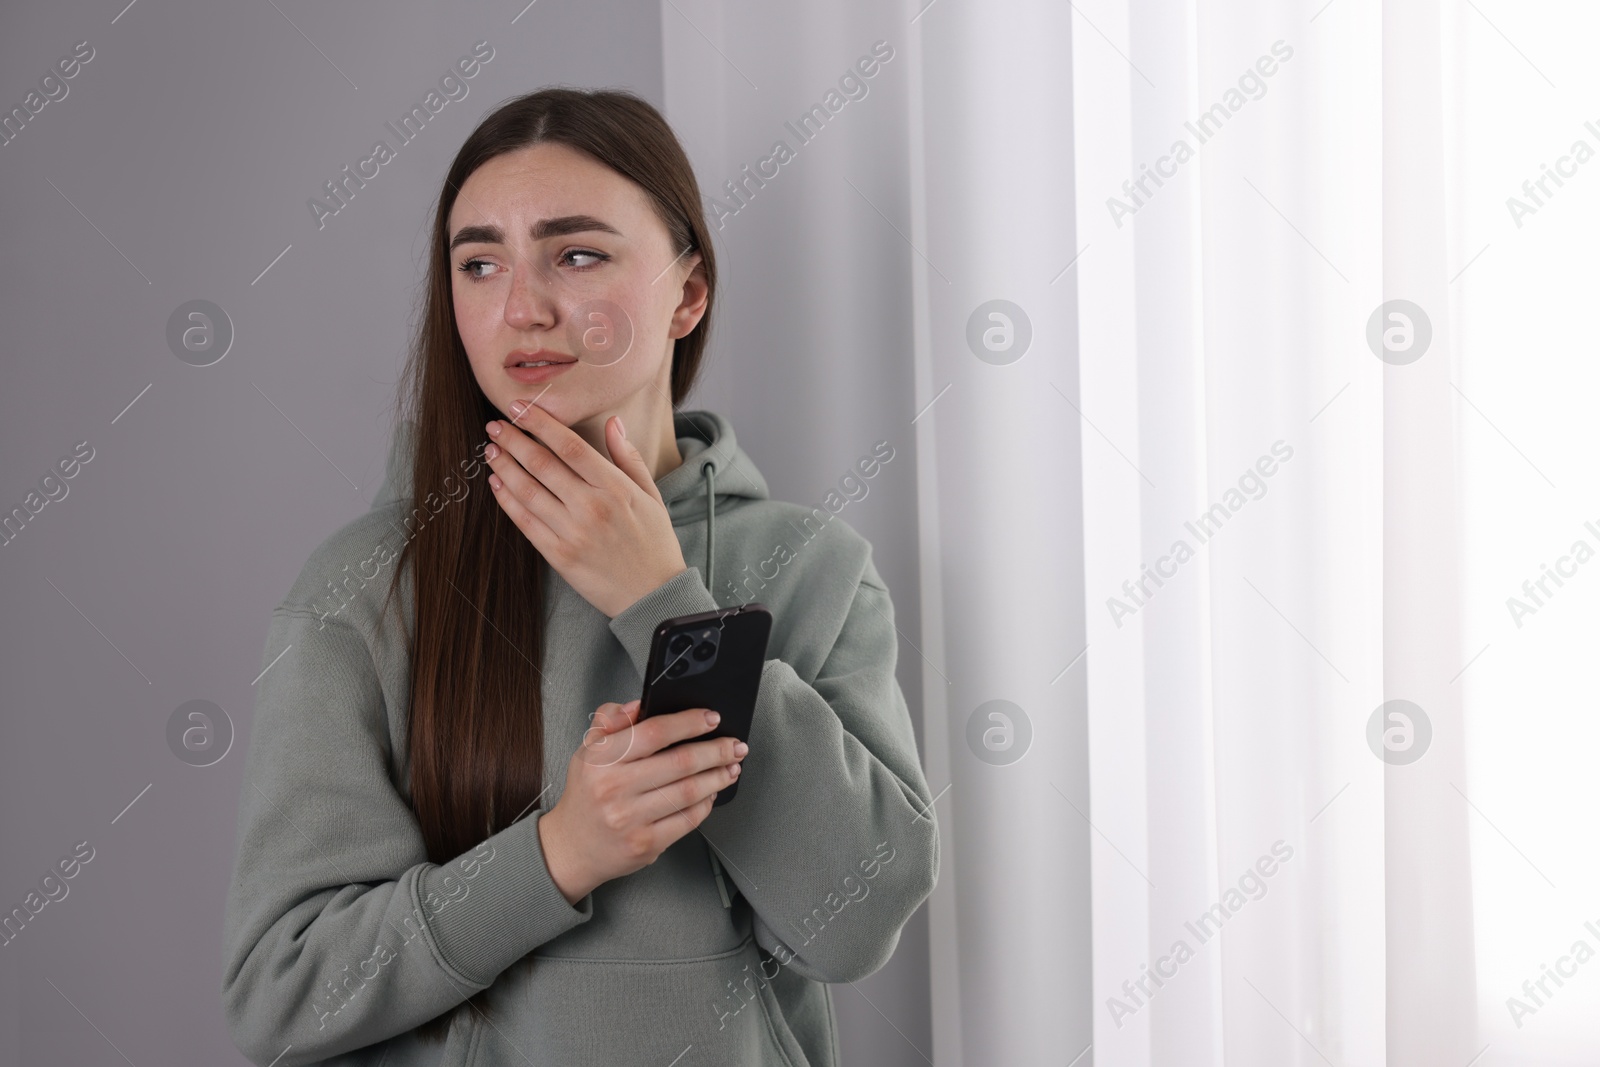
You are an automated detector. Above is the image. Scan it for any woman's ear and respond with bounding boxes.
[669,252,708,339]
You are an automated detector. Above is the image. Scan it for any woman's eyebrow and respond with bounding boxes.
[449,215,624,252]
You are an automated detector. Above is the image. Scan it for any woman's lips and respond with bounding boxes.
[505,361,576,383]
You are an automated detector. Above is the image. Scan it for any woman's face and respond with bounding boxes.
[447,141,705,428]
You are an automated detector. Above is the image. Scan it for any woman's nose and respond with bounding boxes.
[502,259,560,330]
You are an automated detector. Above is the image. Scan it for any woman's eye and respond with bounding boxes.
[456,250,606,280]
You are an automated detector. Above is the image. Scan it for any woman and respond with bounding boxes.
[221,87,939,1067]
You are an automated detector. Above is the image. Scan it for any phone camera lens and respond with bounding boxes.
[668,634,694,657]
[692,640,717,662]
[666,658,689,679]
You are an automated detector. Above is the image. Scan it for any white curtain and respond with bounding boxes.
[665,0,1600,1063]
[1072,1,1394,1062]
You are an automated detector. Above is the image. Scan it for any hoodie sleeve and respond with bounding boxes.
[220,606,594,1067]
[608,562,941,984]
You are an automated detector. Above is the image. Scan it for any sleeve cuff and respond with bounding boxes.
[608,566,721,680]
[421,810,593,986]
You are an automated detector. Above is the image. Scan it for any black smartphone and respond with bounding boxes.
[638,602,773,806]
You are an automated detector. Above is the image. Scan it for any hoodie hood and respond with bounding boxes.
[648,409,771,522]
[370,409,770,589]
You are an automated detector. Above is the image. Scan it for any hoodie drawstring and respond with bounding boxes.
[702,459,716,593]
[699,457,734,908]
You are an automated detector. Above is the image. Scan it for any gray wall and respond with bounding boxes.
[0,0,925,1063]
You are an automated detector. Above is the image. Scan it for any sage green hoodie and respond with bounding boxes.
[220,409,940,1066]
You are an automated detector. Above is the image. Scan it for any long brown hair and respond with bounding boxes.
[382,87,716,1045]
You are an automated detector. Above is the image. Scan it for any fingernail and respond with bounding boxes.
[705,710,720,727]
[485,442,499,460]
[617,416,626,439]
[488,421,502,437]
[509,400,528,417]
[734,741,749,757]
[729,763,741,777]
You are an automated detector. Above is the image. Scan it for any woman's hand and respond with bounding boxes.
[483,400,687,618]
[537,699,749,905]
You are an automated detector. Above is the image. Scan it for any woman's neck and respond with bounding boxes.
[569,396,683,483]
